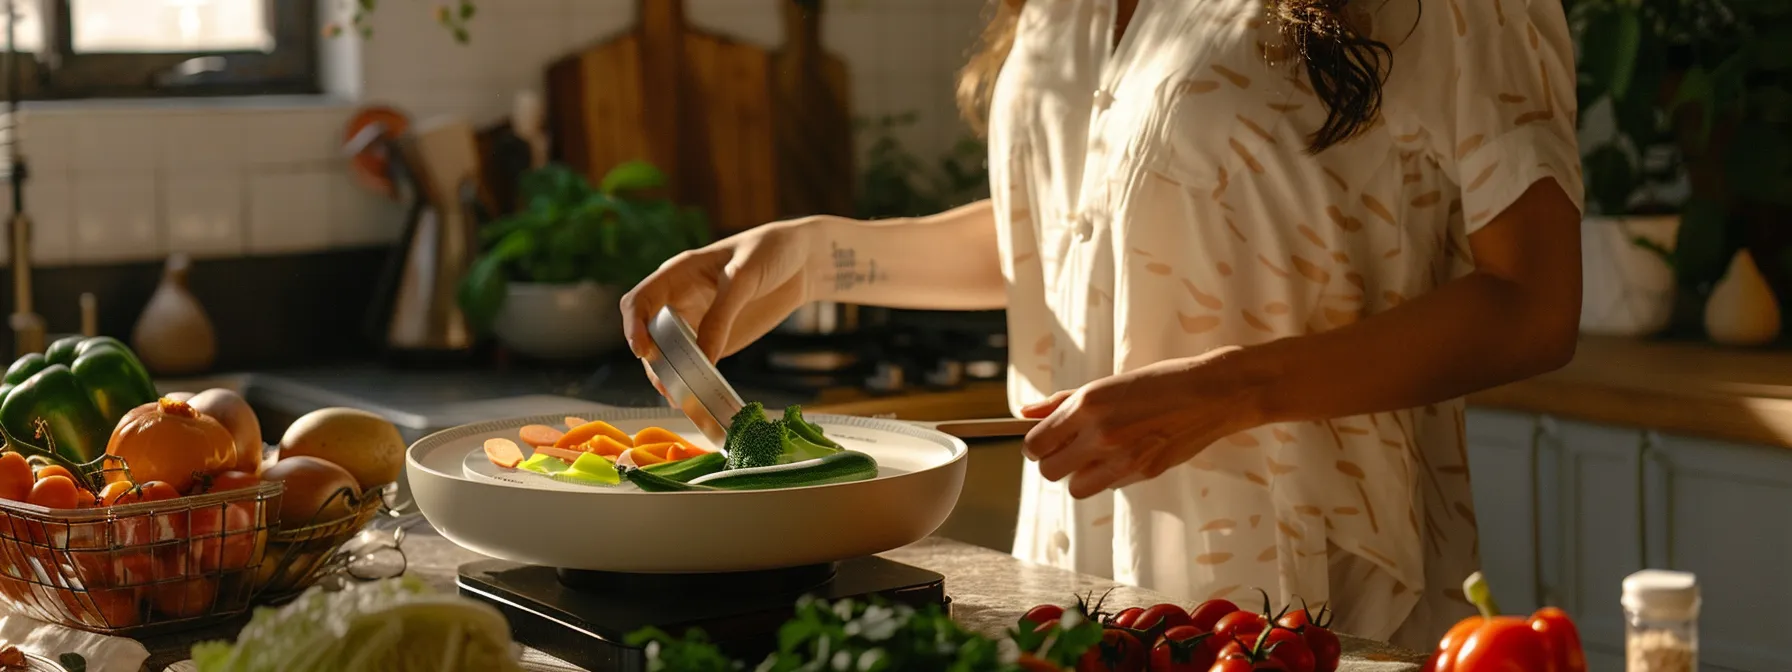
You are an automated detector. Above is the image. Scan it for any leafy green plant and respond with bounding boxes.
[1570,0,1792,291]
[855,112,990,220]
[456,161,711,332]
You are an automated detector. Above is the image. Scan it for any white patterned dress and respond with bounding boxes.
[988,0,1583,648]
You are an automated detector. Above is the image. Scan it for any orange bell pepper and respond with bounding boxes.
[1422,572,1587,672]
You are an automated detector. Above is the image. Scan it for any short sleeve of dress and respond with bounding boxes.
[1381,0,1586,234]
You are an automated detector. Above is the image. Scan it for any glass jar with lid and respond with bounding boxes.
[1622,569,1699,672]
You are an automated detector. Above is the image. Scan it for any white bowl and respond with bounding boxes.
[406,409,969,573]
[490,281,626,360]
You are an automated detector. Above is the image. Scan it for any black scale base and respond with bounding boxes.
[457,557,949,671]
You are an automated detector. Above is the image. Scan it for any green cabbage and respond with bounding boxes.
[191,576,521,672]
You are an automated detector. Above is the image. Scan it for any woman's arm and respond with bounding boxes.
[1242,177,1582,422]
[808,199,1008,310]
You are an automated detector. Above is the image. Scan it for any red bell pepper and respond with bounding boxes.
[1421,572,1587,672]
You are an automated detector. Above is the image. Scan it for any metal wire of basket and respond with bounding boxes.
[250,488,387,602]
[0,480,284,636]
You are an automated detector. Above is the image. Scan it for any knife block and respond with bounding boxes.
[545,0,854,235]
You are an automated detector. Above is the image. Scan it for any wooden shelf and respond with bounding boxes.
[1468,335,1792,448]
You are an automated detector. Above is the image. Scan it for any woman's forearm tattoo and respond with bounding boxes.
[830,241,887,293]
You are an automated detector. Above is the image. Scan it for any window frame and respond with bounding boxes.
[4,0,320,100]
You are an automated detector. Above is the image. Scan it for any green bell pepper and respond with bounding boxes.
[0,336,159,464]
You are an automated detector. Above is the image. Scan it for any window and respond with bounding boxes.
[0,0,318,100]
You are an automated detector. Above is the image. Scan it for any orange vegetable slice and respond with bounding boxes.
[556,421,633,450]
[579,435,631,458]
[483,438,525,469]
[531,446,587,463]
[633,427,694,448]
[564,416,589,428]
[633,442,676,461]
[519,425,564,448]
[618,448,668,467]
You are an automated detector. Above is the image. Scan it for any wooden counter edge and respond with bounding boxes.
[1469,376,1792,449]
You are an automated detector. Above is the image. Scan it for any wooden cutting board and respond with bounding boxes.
[545,0,854,235]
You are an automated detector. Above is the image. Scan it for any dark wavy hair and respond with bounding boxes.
[956,0,1396,154]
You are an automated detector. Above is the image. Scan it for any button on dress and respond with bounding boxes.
[987,0,1584,647]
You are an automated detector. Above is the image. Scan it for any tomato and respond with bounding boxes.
[1213,611,1267,646]
[1110,606,1145,629]
[1150,624,1217,672]
[86,587,143,628]
[1422,607,1586,672]
[113,481,185,547]
[188,470,259,496]
[1261,628,1315,672]
[34,464,75,484]
[151,577,218,619]
[1188,599,1241,632]
[1134,603,1193,643]
[1026,604,1068,627]
[1207,657,1258,672]
[1077,628,1147,672]
[27,475,79,508]
[0,453,31,501]
[190,499,258,572]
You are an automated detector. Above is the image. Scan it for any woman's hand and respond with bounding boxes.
[1019,347,1273,499]
[620,217,830,363]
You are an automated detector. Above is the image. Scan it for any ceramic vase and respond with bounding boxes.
[131,254,217,375]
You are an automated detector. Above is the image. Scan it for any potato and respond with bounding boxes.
[188,388,263,473]
[277,408,405,490]
[261,456,359,528]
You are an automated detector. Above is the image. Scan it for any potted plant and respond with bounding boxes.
[1569,0,1791,342]
[456,161,711,361]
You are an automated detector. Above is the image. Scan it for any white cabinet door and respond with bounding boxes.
[1464,409,1544,615]
[1545,418,1647,667]
[1646,434,1792,672]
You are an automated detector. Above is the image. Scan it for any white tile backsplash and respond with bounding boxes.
[72,173,161,263]
[21,178,74,265]
[247,171,332,254]
[164,173,246,258]
[328,170,404,247]
[8,0,981,266]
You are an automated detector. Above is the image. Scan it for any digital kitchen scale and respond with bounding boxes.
[457,557,948,671]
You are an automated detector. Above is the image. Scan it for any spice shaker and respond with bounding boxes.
[1622,569,1699,672]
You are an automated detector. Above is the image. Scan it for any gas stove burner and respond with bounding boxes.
[458,557,948,671]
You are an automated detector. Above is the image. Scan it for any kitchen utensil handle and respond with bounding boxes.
[927,418,1039,440]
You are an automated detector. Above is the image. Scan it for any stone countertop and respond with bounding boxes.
[149,524,1428,671]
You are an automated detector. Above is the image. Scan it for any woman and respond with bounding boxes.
[621,0,1582,648]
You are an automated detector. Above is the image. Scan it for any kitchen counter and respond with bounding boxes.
[151,526,1430,671]
[1467,334,1792,448]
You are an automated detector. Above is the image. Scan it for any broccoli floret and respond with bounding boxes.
[781,405,840,450]
[725,417,787,470]
[721,402,842,470]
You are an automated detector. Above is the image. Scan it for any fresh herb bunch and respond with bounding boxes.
[627,594,1103,671]
[455,161,711,332]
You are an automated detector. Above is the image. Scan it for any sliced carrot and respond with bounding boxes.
[519,424,564,447]
[556,420,634,449]
[483,438,525,469]
[579,435,631,458]
[564,416,589,428]
[633,427,694,448]
[530,445,587,463]
[633,442,676,461]
[664,444,693,461]
[618,448,668,467]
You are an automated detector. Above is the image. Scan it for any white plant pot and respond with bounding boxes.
[491,281,627,361]
[1579,214,1680,337]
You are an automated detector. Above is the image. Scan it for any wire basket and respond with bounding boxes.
[250,488,387,602]
[0,480,284,636]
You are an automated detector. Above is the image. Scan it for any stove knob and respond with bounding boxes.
[865,361,906,393]
[924,359,965,388]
